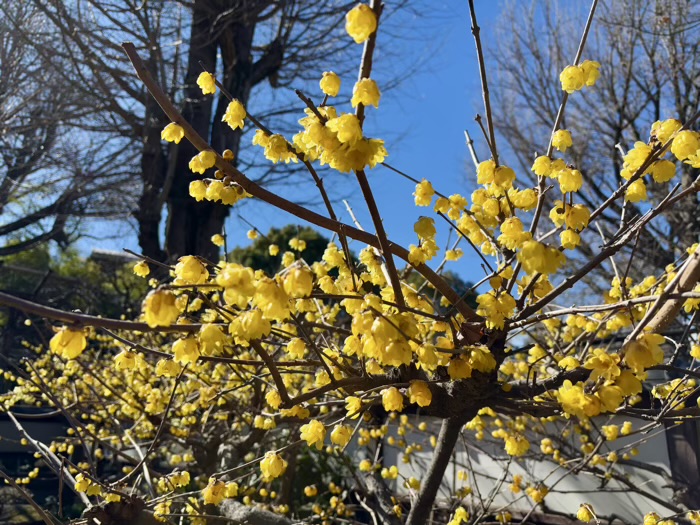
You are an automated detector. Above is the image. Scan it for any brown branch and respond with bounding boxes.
[0,290,198,333]
[469,1,499,165]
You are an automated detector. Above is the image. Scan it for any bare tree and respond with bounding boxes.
[487,0,700,288]
[2,0,373,262]
[0,1,136,256]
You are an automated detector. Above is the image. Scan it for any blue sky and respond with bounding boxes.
[88,0,502,286]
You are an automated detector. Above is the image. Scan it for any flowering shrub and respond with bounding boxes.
[2,1,700,524]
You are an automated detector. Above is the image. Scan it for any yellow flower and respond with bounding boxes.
[352,78,381,108]
[172,337,200,366]
[202,478,226,505]
[414,216,436,240]
[448,357,472,380]
[320,71,341,97]
[266,390,282,409]
[504,434,530,456]
[189,180,207,201]
[671,130,700,161]
[577,504,595,523]
[174,256,209,285]
[382,387,404,412]
[282,267,314,298]
[650,160,676,183]
[197,72,216,95]
[211,234,225,247]
[584,348,621,382]
[558,168,583,193]
[50,327,87,360]
[161,123,185,144]
[517,240,566,276]
[407,380,432,407]
[414,179,434,206]
[651,119,682,143]
[222,100,246,130]
[625,179,647,202]
[225,482,238,498]
[304,485,318,497]
[143,290,180,328]
[133,260,150,277]
[261,134,296,164]
[74,473,90,493]
[596,385,624,412]
[300,419,326,450]
[552,129,573,152]
[557,380,600,419]
[326,114,363,145]
[531,155,552,177]
[623,332,665,373]
[189,150,217,174]
[155,358,181,377]
[560,229,580,250]
[560,65,585,93]
[345,4,377,44]
[346,396,363,418]
[114,350,136,371]
[260,452,287,481]
[330,424,353,447]
[580,60,601,86]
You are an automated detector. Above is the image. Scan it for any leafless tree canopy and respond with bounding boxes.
[488,0,700,292]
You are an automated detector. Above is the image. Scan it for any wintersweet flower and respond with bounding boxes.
[560,65,585,93]
[650,160,675,183]
[133,260,150,277]
[50,327,87,359]
[625,179,647,202]
[504,434,530,456]
[320,71,341,97]
[300,419,326,450]
[189,150,217,174]
[584,348,621,382]
[671,130,700,161]
[161,123,185,144]
[580,60,601,86]
[577,504,595,523]
[222,100,246,130]
[142,290,180,327]
[558,168,583,193]
[326,114,363,145]
[346,396,362,418]
[197,72,216,94]
[408,380,432,407]
[623,332,665,373]
[651,119,682,143]
[202,478,226,505]
[414,216,436,240]
[172,337,200,365]
[381,387,404,412]
[189,180,207,201]
[330,424,353,447]
[413,179,434,206]
[155,359,181,377]
[282,267,314,297]
[260,452,287,481]
[532,155,552,177]
[351,78,381,108]
[552,129,573,152]
[560,229,580,250]
[346,4,377,44]
[114,350,136,371]
[174,256,209,285]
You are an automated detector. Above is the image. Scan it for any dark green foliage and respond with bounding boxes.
[229,225,330,275]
